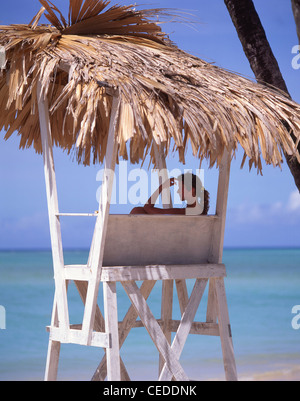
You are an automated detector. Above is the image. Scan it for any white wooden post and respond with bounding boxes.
[153,143,173,208]
[81,95,120,347]
[103,281,121,381]
[207,149,238,381]
[44,291,60,381]
[209,149,232,263]
[154,143,176,374]
[215,277,237,381]
[159,279,173,375]
[207,150,231,323]
[37,82,69,336]
[92,280,156,381]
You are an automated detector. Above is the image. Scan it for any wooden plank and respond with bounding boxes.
[81,95,119,346]
[215,278,238,381]
[159,279,208,381]
[56,213,98,217]
[75,280,130,381]
[153,142,173,208]
[154,143,174,376]
[37,81,69,335]
[103,281,121,381]
[159,280,173,374]
[206,278,218,323]
[208,150,231,264]
[206,151,231,324]
[44,290,60,381]
[175,279,189,316]
[92,280,156,381]
[48,327,110,348]
[64,265,92,281]
[103,215,217,266]
[122,281,189,381]
[169,321,220,336]
[101,263,226,282]
[131,319,220,336]
[74,281,105,332]
[44,340,60,381]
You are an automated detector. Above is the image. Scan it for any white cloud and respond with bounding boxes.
[287,190,300,212]
[228,190,300,226]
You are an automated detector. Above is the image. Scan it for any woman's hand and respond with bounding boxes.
[146,177,175,206]
[169,177,175,187]
[143,203,153,214]
[159,177,175,191]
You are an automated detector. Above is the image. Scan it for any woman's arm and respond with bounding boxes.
[143,204,185,215]
[131,178,177,215]
[146,177,175,206]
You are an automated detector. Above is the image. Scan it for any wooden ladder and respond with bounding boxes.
[38,83,123,380]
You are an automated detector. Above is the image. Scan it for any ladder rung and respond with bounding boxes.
[55,213,98,217]
[64,265,91,281]
[46,325,110,348]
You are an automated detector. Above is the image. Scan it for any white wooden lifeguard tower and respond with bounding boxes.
[38,85,236,381]
[2,0,300,383]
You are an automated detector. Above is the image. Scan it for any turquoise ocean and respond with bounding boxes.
[0,248,299,381]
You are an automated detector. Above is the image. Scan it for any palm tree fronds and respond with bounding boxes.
[37,0,177,45]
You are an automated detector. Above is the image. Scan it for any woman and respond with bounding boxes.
[130,172,210,215]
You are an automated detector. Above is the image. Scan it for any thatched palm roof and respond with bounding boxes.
[1,0,300,171]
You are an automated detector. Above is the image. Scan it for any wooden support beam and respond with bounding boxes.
[44,290,61,381]
[75,281,130,381]
[215,278,238,381]
[159,279,208,381]
[209,150,231,264]
[100,263,226,282]
[153,142,173,209]
[122,281,189,381]
[37,81,69,335]
[159,280,173,375]
[207,150,231,324]
[175,279,189,316]
[81,95,120,346]
[47,326,110,348]
[92,280,156,381]
[103,281,121,381]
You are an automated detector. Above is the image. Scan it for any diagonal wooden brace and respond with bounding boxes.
[122,280,189,381]
[159,278,208,381]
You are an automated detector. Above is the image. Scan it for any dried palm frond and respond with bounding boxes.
[0,0,300,171]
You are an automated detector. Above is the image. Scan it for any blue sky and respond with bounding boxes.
[1,0,300,249]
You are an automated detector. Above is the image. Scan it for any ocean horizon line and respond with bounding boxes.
[0,246,299,253]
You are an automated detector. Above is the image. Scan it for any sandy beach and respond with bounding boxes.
[208,365,300,381]
[246,366,300,381]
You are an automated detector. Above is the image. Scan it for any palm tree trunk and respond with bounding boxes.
[224,0,300,191]
[292,0,300,44]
